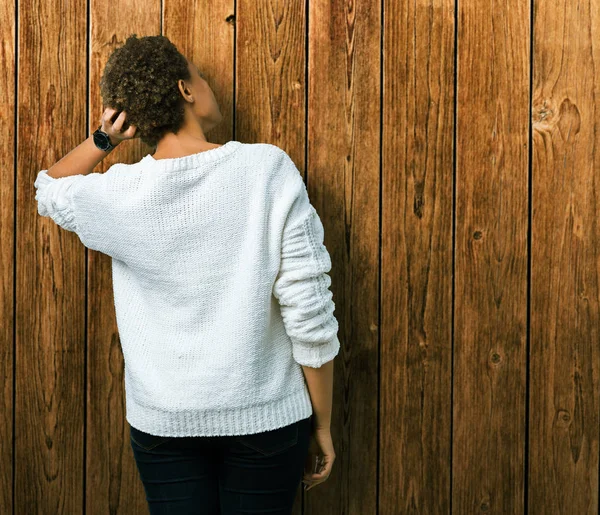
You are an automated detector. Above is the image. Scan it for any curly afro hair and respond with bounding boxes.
[99,34,193,148]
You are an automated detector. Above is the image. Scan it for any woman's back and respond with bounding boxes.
[34,140,340,437]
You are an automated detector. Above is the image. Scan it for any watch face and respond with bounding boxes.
[93,130,111,150]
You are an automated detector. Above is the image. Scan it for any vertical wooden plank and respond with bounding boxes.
[308,0,380,511]
[235,0,305,510]
[453,0,530,512]
[164,0,235,146]
[17,0,87,511]
[529,0,600,512]
[1,0,15,511]
[86,3,161,514]
[382,0,455,512]
[236,0,305,160]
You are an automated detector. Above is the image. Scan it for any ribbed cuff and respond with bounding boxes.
[293,334,340,368]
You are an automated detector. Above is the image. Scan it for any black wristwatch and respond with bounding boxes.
[92,124,119,151]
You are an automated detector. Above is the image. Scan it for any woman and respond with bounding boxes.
[33,34,340,514]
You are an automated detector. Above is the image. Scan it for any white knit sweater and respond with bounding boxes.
[34,140,340,437]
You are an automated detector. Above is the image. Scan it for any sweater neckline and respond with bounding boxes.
[141,140,242,172]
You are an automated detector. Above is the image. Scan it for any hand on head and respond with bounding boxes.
[101,106,139,143]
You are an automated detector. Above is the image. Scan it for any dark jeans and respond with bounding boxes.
[129,415,313,515]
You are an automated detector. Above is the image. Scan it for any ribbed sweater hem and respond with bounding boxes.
[125,384,314,437]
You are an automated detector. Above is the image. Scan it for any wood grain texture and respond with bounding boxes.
[1,0,15,511]
[17,0,88,511]
[529,0,600,513]
[8,0,600,512]
[164,0,236,146]
[307,0,380,512]
[382,0,455,512]
[236,0,305,161]
[453,0,530,512]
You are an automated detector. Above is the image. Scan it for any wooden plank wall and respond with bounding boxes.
[3,0,598,512]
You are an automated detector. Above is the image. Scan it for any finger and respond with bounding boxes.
[304,452,321,478]
[303,473,329,489]
[304,457,325,474]
[122,124,137,138]
[305,479,325,491]
[304,471,329,482]
[112,111,127,132]
[304,480,325,492]
[303,460,332,481]
[315,455,333,473]
[102,107,118,123]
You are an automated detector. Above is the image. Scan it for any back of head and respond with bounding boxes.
[99,34,192,149]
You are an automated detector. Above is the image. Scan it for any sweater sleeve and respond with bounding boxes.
[34,168,115,255]
[273,154,341,368]
[34,169,89,233]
